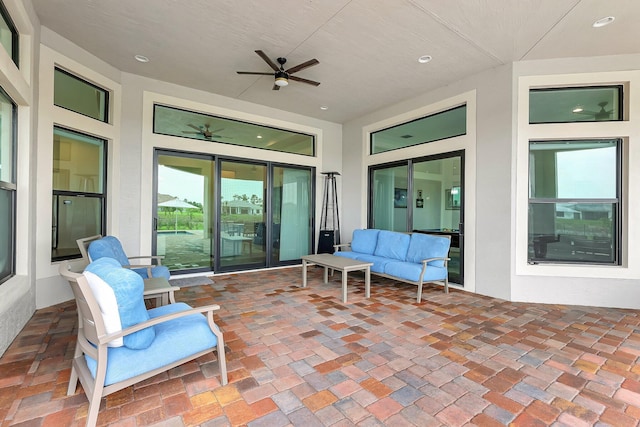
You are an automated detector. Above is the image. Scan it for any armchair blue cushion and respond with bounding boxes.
[88,235,170,280]
[84,302,218,386]
[84,257,155,349]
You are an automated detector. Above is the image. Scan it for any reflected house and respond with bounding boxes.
[222,200,262,215]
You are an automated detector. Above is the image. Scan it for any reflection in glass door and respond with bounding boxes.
[219,161,267,270]
[155,152,214,273]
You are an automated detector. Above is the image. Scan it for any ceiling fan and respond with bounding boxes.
[237,50,320,90]
[182,124,228,140]
[573,101,615,120]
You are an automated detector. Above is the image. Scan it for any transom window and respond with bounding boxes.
[528,139,621,264]
[370,105,466,154]
[54,68,109,122]
[153,104,315,156]
[0,0,18,67]
[529,86,623,124]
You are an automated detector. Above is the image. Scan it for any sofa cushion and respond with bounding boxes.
[384,261,448,283]
[82,271,124,347]
[349,254,393,273]
[84,302,218,386]
[84,257,155,349]
[373,230,410,261]
[406,233,451,267]
[350,229,380,255]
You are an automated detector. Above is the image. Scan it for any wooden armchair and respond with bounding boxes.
[60,259,227,427]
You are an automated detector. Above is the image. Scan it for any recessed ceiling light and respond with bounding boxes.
[256,135,263,139]
[418,55,432,64]
[572,106,584,113]
[134,54,149,63]
[592,16,615,28]
[320,106,328,110]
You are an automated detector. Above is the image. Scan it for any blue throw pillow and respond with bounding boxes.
[406,233,451,267]
[85,257,155,349]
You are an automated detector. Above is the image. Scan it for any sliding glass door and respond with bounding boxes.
[272,166,313,264]
[219,160,267,270]
[369,151,464,285]
[154,152,214,273]
[154,150,314,274]
[411,153,463,284]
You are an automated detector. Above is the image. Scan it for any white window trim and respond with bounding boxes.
[516,71,640,279]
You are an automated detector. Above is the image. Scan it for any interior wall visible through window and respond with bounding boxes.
[51,127,107,261]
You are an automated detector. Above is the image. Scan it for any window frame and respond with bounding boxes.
[370,104,467,155]
[0,0,18,67]
[153,104,316,156]
[51,126,108,262]
[527,138,622,265]
[0,85,16,284]
[529,85,623,124]
[53,67,110,123]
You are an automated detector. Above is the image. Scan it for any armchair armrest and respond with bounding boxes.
[98,304,222,345]
[333,243,351,251]
[420,257,450,266]
[122,263,156,278]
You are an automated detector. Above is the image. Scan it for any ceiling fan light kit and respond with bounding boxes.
[237,50,320,90]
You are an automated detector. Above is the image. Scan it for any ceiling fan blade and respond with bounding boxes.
[289,75,321,86]
[255,50,280,71]
[187,124,202,131]
[237,71,275,75]
[272,84,280,91]
[286,58,319,74]
[182,131,201,135]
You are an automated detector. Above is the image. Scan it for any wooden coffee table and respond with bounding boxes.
[143,277,179,306]
[301,254,373,303]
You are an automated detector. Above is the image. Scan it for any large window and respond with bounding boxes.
[52,127,107,261]
[528,139,621,264]
[54,68,109,122]
[0,0,18,67]
[370,105,466,154]
[0,86,16,284]
[153,104,315,156]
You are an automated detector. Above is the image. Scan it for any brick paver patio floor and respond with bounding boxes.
[2,266,640,426]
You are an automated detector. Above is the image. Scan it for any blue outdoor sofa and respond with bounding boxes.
[334,229,451,302]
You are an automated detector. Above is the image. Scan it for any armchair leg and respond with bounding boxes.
[417,283,423,303]
[217,340,228,386]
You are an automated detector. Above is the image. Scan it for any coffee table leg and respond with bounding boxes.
[342,270,348,303]
[323,267,329,284]
[302,260,308,288]
[365,267,370,298]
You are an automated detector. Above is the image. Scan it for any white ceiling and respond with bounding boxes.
[30,0,640,123]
